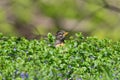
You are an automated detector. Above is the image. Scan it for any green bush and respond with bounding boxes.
[0,33,120,80]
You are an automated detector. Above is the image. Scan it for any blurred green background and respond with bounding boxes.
[0,0,120,40]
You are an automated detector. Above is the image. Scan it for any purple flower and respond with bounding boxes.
[25,73,29,78]
[99,75,102,79]
[20,72,25,79]
[76,78,82,80]
[64,78,68,80]
[81,59,84,62]
[112,74,115,77]
[58,73,62,77]
[113,68,117,71]
[28,57,31,61]
[13,48,17,51]
[68,65,72,68]
[20,72,29,79]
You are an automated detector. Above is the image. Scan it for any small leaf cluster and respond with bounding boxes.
[0,33,120,80]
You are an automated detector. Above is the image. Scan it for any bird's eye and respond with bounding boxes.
[58,32,62,35]
[59,35,62,37]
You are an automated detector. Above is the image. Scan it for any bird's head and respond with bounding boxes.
[55,30,68,41]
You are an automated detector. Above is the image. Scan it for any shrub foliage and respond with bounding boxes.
[0,33,120,80]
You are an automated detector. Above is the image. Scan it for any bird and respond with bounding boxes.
[55,30,68,47]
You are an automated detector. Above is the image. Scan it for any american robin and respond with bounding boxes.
[55,30,68,47]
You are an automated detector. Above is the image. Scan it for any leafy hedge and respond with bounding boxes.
[0,33,120,80]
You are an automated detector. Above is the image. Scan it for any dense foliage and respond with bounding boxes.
[0,33,120,80]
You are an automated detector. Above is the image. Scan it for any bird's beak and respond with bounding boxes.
[63,32,68,37]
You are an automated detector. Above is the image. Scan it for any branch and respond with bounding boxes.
[70,0,120,32]
[102,0,120,13]
[69,0,104,32]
